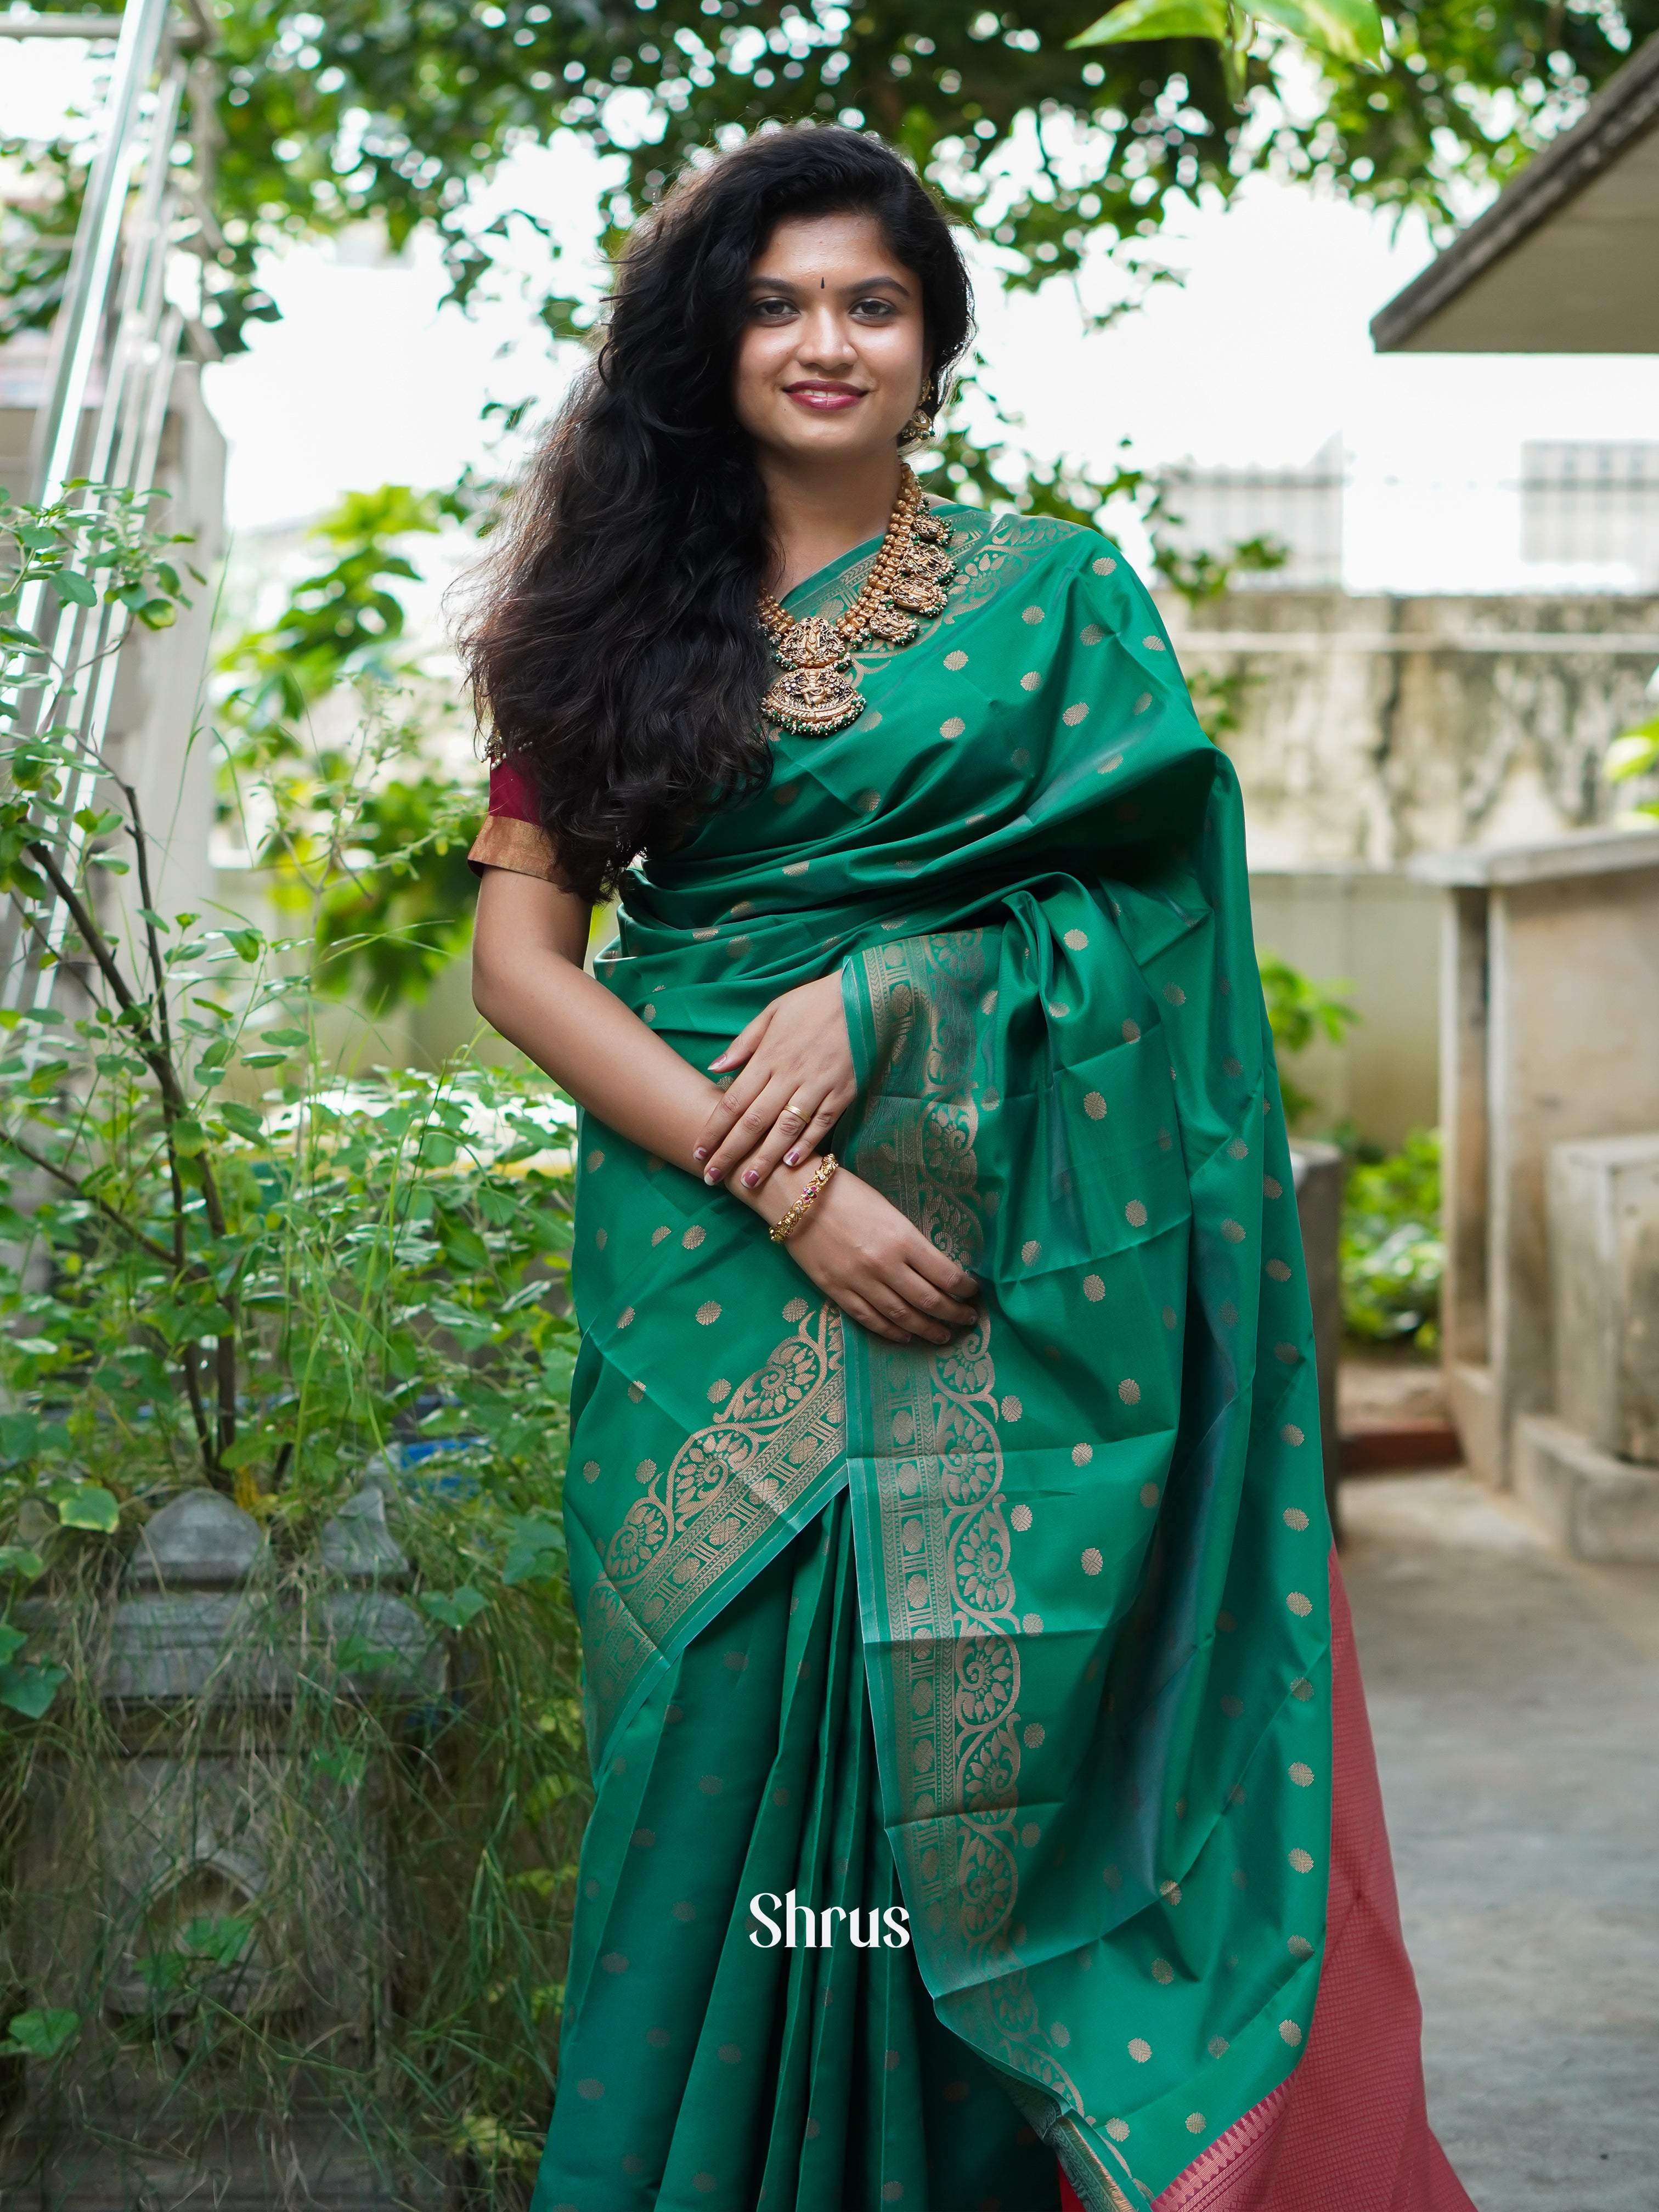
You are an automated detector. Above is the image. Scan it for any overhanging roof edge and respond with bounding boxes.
[1370,34,1659,353]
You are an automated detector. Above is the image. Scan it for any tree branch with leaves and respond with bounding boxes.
[5,0,1654,352]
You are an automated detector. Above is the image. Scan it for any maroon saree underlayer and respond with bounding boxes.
[1063,1554,1476,2212]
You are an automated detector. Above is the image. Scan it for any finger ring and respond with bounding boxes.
[781,1103,808,1125]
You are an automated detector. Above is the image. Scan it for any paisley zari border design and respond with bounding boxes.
[850,932,1089,2117]
[583,1303,845,1728]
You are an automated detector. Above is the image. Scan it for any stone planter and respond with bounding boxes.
[3,1487,447,2210]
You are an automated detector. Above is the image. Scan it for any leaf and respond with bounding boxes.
[0,1659,65,1718]
[523,1769,586,1822]
[419,1584,489,1632]
[168,1116,207,1157]
[1605,723,1659,782]
[53,1482,119,1533]
[0,1623,25,1666]
[0,1413,42,1463]
[52,571,97,607]
[503,1513,565,1587]
[223,928,263,962]
[310,1743,369,1789]
[334,1633,402,1675]
[1,2007,81,2060]
[1250,0,1383,63]
[1069,0,1227,46]
[261,1027,311,1048]
[178,1912,255,1968]
[217,1102,267,1143]
[0,1546,44,1582]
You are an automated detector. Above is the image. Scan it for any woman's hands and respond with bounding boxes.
[770,1162,979,1347]
[692,972,977,1345]
[473,874,976,1350]
[695,972,857,1193]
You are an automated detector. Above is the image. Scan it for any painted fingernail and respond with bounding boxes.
[709,1055,727,1070]
[704,1167,721,1185]
[742,1168,760,1188]
[784,1150,799,1167]
[692,1147,708,1161]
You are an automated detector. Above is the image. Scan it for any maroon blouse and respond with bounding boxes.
[466,757,562,883]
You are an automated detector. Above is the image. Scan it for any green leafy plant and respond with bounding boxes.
[1258,951,1358,1127]
[216,484,486,1011]
[0,2006,82,2062]
[1341,1126,1442,1346]
[0,486,586,2194]
[1605,713,1659,821]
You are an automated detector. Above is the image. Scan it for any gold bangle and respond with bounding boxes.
[769,1153,838,1245]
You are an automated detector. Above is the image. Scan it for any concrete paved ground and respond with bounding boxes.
[1341,1473,1659,2212]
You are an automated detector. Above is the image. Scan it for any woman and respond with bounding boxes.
[464,126,1474,2212]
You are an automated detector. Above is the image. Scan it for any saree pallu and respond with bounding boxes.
[470,508,1475,2212]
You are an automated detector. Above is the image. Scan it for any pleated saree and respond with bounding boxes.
[469,507,1476,2212]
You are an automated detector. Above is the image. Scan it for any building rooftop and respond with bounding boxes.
[1371,35,1659,355]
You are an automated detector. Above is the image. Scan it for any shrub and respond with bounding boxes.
[1341,1128,1443,1348]
[0,485,583,2198]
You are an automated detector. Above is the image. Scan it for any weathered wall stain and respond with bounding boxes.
[1159,591,1659,865]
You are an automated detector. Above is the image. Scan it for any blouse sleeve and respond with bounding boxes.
[467,756,564,884]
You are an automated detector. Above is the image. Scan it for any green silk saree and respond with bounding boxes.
[492,510,1341,2212]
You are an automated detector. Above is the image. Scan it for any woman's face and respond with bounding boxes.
[732,211,928,470]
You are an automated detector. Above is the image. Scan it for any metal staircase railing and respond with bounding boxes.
[1,0,200,1018]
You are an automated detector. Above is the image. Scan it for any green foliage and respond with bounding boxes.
[216,484,486,1009]
[1341,1126,1442,1346]
[1257,951,1358,1126]
[2,482,198,671]
[218,485,462,754]
[0,2007,82,2061]
[1073,0,1384,100]
[6,1,1653,351]
[0,486,587,2190]
[1605,713,1659,820]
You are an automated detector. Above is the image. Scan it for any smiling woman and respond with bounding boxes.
[455,126,1477,2212]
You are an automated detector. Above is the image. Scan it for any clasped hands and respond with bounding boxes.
[690,972,978,1348]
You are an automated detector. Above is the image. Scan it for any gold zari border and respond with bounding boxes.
[584,1303,845,1730]
[467,812,563,883]
[851,932,1086,2115]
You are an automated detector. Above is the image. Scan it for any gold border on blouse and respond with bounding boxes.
[467,813,562,883]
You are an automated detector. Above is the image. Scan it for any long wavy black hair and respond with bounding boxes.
[456,126,973,901]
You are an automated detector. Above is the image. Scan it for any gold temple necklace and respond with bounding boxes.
[757,464,955,737]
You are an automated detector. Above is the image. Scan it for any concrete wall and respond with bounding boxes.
[1249,866,1441,1147]
[1161,590,1659,867]
[1418,831,1659,1486]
